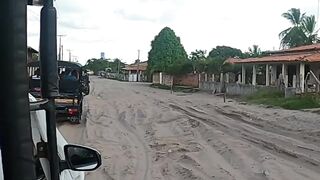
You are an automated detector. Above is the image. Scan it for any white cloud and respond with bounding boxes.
[27,0,320,65]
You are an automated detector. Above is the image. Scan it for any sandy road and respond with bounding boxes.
[59,76,320,180]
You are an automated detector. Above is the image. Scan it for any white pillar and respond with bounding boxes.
[252,65,257,86]
[238,74,241,84]
[205,73,208,82]
[159,72,163,84]
[271,65,277,85]
[296,65,300,88]
[285,75,288,88]
[282,64,288,88]
[266,64,270,86]
[212,74,215,82]
[225,73,230,83]
[220,73,224,83]
[293,75,297,88]
[241,64,246,84]
[300,62,305,93]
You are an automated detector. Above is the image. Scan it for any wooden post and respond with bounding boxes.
[198,73,201,88]
[170,75,173,94]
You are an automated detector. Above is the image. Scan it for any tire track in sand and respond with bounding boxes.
[117,110,151,180]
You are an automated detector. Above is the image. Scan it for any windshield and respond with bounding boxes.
[26,1,320,180]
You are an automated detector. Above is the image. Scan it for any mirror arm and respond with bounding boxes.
[59,160,69,173]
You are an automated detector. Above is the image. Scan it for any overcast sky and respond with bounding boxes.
[27,0,319,65]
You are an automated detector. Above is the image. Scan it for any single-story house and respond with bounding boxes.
[226,44,320,93]
[122,60,148,82]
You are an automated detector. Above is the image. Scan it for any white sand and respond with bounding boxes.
[59,76,320,180]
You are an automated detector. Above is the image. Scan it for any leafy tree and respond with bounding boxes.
[207,46,243,60]
[206,46,243,74]
[189,49,207,73]
[147,27,188,75]
[84,58,125,74]
[279,8,319,48]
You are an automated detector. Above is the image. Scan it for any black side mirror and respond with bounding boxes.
[64,144,101,171]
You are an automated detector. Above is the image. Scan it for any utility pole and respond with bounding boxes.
[67,49,71,62]
[61,45,64,60]
[117,59,120,75]
[137,49,140,82]
[317,0,320,27]
[57,34,66,60]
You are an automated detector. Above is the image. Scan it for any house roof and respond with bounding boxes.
[227,44,320,64]
[272,44,320,54]
[123,61,148,71]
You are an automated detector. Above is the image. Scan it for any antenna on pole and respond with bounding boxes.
[138,49,140,60]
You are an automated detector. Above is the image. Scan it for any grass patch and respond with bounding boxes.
[246,90,320,110]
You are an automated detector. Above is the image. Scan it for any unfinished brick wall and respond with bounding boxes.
[174,73,199,87]
[162,74,173,86]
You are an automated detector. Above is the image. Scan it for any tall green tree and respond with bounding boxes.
[207,46,243,60]
[147,27,188,75]
[206,46,243,74]
[279,8,319,48]
[189,49,207,73]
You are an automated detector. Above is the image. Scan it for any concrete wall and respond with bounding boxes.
[174,73,199,87]
[199,82,222,93]
[153,72,160,84]
[200,82,278,96]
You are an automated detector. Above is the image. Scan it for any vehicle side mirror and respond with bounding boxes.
[64,144,101,171]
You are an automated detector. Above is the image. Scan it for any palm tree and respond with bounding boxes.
[248,45,261,57]
[302,15,319,44]
[279,8,307,48]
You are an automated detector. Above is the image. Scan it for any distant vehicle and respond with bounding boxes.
[27,61,90,123]
[86,70,94,75]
